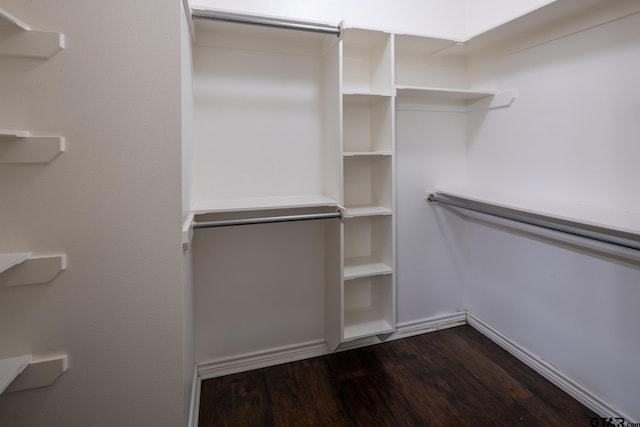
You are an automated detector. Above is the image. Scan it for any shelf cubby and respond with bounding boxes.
[394,34,466,89]
[343,155,392,214]
[343,275,394,340]
[343,94,393,153]
[343,215,392,278]
[342,28,393,95]
[0,7,64,59]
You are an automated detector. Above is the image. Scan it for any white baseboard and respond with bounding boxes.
[197,339,330,380]
[466,312,637,424]
[195,311,466,381]
[392,311,467,341]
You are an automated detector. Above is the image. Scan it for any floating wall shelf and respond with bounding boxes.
[395,86,516,111]
[1,354,68,394]
[0,132,66,163]
[0,7,64,59]
[0,254,67,288]
[0,252,31,274]
[0,355,31,394]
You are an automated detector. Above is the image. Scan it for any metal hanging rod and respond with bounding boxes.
[192,9,341,37]
[427,193,640,251]
[193,211,342,229]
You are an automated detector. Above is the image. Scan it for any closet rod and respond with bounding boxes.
[193,211,342,229]
[192,10,341,37]
[427,193,640,251]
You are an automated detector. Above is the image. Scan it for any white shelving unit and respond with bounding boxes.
[330,27,397,348]
[0,6,68,397]
[0,7,64,59]
[1,8,65,163]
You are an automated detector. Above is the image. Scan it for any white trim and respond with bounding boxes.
[197,339,329,380]
[195,311,465,380]
[391,311,467,341]
[466,312,637,423]
[187,367,200,427]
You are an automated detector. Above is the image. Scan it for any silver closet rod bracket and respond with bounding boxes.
[193,211,342,230]
[427,193,640,251]
[192,9,342,37]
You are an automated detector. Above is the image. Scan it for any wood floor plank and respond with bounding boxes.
[198,326,598,426]
[231,369,273,426]
[454,326,598,423]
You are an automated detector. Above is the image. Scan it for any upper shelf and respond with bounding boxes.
[396,86,495,103]
[0,7,64,59]
[396,85,516,111]
[193,195,339,215]
[431,187,640,239]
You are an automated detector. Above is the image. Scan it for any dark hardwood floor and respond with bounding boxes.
[198,326,597,426]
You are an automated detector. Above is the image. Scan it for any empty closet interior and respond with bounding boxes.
[183,0,640,422]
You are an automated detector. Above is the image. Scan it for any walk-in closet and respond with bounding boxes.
[1,0,638,426]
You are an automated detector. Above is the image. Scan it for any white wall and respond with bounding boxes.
[190,0,466,39]
[0,0,185,425]
[395,110,468,323]
[193,222,327,361]
[464,0,555,38]
[461,11,640,420]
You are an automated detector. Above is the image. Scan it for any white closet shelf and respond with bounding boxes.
[193,195,339,214]
[0,355,31,395]
[0,253,67,288]
[0,252,31,274]
[344,307,393,340]
[344,206,392,218]
[344,257,392,280]
[396,86,516,111]
[3,354,68,393]
[0,129,30,138]
[0,7,64,59]
[0,135,66,164]
[432,188,640,237]
[343,92,393,104]
[343,151,392,157]
[395,85,496,103]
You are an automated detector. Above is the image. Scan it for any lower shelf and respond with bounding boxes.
[344,306,394,341]
[343,274,394,341]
